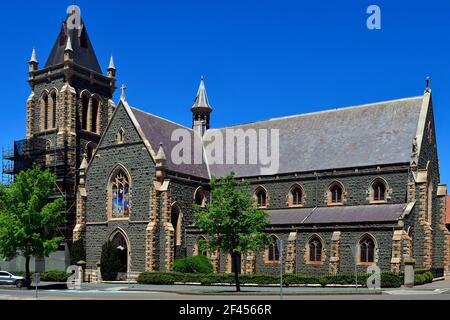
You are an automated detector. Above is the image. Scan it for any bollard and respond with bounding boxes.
[404,257,415,288]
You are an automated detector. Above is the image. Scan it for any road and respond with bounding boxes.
[0,280,450,300]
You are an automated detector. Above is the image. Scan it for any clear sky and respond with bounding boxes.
[0,0,449,184]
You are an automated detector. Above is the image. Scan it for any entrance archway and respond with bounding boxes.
[110,229,129,273]
[170,204,182,259]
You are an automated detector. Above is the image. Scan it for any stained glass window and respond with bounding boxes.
[112,170,130,216]
[359,236,375,263]
[308,236,322,262]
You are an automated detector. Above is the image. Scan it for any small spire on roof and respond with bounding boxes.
[191,76,212,110]
[425,76,431,93]
[65,36,73,52]
[156,143,167,162]
[80,153,89,170]
[108,55,116,70]
[120,84,127,101]
[29,48,38,63]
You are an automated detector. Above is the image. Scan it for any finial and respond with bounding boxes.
[201,75,204,81]
[120,84,127,101]
[80,153,89,170]
[425,76,431,93]
[65,36,73,52]
[108,55,116,70]
[156,143,167,162]
[29,48,38,63]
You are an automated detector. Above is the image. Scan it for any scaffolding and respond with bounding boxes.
[1,137,77,240]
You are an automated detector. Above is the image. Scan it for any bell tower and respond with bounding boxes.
[25,7,117,239]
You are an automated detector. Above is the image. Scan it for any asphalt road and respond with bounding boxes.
[1,281,450,300]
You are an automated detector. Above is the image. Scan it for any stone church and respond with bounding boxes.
[6,9,450,279]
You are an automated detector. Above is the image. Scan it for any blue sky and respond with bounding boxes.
[0,0,449,184]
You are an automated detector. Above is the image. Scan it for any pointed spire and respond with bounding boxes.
[80,153,89,170]
[156,143,167,162]
[29,48,38,63]
[120,84,127,101]
[65,36,73,52]
[191,76,212,110]
[108,55,116,70]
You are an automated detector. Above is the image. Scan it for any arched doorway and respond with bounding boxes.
[170,204,182,259]
[110,230,129,274]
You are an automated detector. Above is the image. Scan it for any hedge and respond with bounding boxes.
[414,271,433,286]
[137,272,405,288]
[40,271,70,282]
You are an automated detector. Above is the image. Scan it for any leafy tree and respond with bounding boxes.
[100,241,121,281]
[0,165,66,283]
[194,173,270,292]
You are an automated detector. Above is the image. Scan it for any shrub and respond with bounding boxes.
[100,241,121,281]
[415,271,433,285]
[70,240,86,266]
[173,255,213,274]
[137,271,404,288]
[40,271,70,282]
[380,272,403,288]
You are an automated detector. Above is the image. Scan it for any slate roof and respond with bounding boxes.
[45,19,102,73]
[268,203,408,225]
[206,97,423,178]
[130,107,210,179]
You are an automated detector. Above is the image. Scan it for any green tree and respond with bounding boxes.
[0,165,66,283]
[194,173,270,292]
[100,241,121,281]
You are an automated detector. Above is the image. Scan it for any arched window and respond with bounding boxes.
[40,92,49,131]
[359,235,375,264]
[308,236,323,262]
[110,168,130,217]
[194,187,206,207]
[426,180,433,224]
[371,179,387,202]
[288,185,304,207]
[117,128,125,144]
[267,235,280,262]
[254,187,268,208]
[81,94,89,130]
[50,91,57,129]
[91,98,100,133]
[328,182,344,205]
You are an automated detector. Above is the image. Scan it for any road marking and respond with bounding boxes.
[385,289,448,295]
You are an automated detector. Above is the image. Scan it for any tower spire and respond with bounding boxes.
[108,55,116,78]
[30,48,38,64]
[191,76,213,136]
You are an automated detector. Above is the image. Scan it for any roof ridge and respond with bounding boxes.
[218,95,424,129]
[130,106,194,131]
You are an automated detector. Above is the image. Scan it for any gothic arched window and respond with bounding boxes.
[254,187,268,208]
[288,185,304,207]
[194,187,206,207]
[267,235,280,262]
[91,98,100,133]
[40,92,49,131]
[81,94,89,130]
[308,236,323,262]
[371,179,387,202]
[110,168,130,217]
[359,235,375,264]
[50,91,57,129]
[328,182,344,205]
